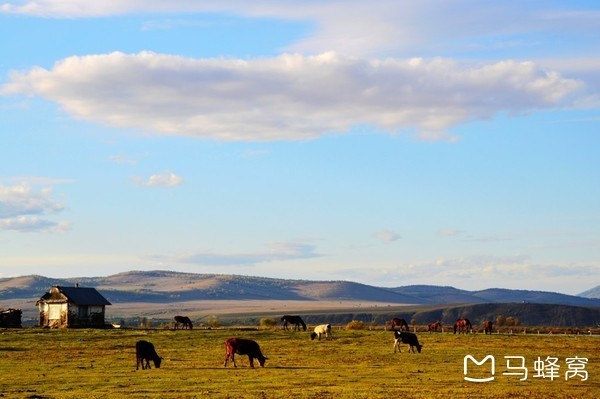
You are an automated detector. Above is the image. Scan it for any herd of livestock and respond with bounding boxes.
[135,315,489,370]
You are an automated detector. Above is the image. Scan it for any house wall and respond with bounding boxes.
[39,302,68,328]
[67,304,106,327]
[39,302,105,328]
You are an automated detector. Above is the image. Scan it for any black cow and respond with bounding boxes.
[174,315,193,330]
[224,338,267,368]
[393,330,423,353]
[281,315,307,331]
[135,340,162,370]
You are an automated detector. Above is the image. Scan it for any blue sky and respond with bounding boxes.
[1,1,598,295]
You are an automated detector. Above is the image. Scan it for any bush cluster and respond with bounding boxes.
[345,320,366,330]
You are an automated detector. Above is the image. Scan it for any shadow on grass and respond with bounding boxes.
[0,347,28,351]
[196,366,318,370]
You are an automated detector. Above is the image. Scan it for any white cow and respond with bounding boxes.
[310,324,333,340]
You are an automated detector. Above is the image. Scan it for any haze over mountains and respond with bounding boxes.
[1,270,598,307]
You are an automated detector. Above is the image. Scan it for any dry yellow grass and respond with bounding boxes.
[0,327,597,398]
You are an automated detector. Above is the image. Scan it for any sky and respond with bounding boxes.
[0,1,599,295]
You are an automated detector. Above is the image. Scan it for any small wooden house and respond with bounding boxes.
[37,285,111,328]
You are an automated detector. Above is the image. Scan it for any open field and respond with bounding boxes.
[1,299,411,323]
[0,327,597,398]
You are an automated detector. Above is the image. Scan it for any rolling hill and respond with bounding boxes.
[579,285,600,299]
[389,285,600,307]
[1,270,598,306]
[1,271,598,326]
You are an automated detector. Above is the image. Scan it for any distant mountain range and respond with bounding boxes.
[1,270,598,307]
[579,285,600,299]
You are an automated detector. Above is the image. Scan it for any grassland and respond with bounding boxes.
[0,327,597,398]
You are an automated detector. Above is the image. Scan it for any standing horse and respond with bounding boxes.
[453,318,472,334]
[281,315,307,331]
[391,318,409,331]
[174,315,193,330]
[484,321,493,334]
[427,321,442,333]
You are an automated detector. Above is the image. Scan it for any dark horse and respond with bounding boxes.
[391,318,409,331]
[484,321,493,334]
[281,315,307,331]
[427,321,442,333]
[453,318,472,334]
[174,315,193,330]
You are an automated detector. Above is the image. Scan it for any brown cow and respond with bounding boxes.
[453,318,472,334]
[484,321,493,334]
[224,338,267,368]
[427,321,442,333]
[136,340,162,370]
[391,318,409,331]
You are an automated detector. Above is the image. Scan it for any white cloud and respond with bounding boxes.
[0,183,64,218]
[109,154,137,165]
[373,229,400,243]
[0,216,70,233]
[335,255,598,294]
[2,52,582,142]
[437,229,464,237]
[0,183,69,233]
[137,170,183,187]
[158,241,321,266]
[1,1,597,58]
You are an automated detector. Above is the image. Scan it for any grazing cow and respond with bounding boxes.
[393,331,423,353]
[281,315,307,331]
[310,324,333,341]
[224,338,267,368]
[484,321,493,335]
[427,321,442,333]
[174,315,193,330]
[453,318,472,334]
[135,340,162,370]
[391,318,409,331]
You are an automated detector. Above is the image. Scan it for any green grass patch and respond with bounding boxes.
[0,328,597,398]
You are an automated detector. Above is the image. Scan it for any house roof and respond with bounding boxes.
[40,286,112,306]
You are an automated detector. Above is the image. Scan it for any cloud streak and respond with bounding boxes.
[0,183,70,232]
[162,241,321,266]
[373,229,401,243]
[2,52,582,142]
[1,1,598,58]
[137,170,183,187]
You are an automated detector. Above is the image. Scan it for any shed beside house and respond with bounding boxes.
[0,308,22,328]
[37,285,111,328]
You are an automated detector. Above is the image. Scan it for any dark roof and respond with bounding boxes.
[56,286,111,306]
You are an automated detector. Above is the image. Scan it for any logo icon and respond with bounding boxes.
[464,355,495,382]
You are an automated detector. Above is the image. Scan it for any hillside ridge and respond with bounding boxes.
[1,270,598,307]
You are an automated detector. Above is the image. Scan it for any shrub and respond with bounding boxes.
[206,315,220,328]
[260,318,276,328]
[345,320,366,330]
